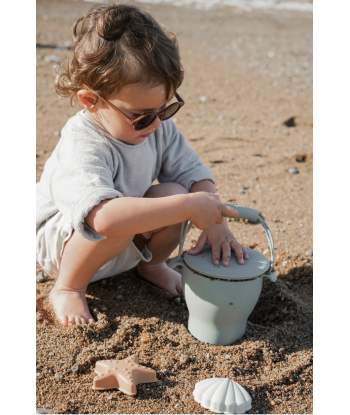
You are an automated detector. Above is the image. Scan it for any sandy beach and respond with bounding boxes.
[36,0,313,413]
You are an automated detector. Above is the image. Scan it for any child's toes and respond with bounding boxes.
[74,316,82,325]
[59,315,69,327]
[176,284,183,296]
[68,316,76,326]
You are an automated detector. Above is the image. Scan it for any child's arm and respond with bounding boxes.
[85,192,238,238]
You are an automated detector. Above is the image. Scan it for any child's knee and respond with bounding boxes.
[144,182,189,198]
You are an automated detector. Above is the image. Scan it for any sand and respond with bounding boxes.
[36,0,313,413]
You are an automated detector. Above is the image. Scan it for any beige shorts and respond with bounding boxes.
[36,211,152,282]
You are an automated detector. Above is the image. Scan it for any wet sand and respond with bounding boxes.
[36,0,313,413]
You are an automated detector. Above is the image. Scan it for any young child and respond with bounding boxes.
[36,2,248,328]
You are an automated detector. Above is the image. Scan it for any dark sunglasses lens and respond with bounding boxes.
[162,103,180,120]
[135,114,156,131]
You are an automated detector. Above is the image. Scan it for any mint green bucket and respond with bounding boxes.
[168,205,277,345]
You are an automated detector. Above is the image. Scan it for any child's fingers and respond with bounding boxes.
[221,204,239,218]
[212,244,222,266]
[188,232,207,255]
[221,241,232,267]
[230,240,246,265]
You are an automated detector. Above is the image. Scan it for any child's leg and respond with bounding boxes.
[135,182,188,297]
[50,232,134,327]
[50,182,188,327]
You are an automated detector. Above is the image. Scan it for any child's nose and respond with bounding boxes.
[151,115,162,129]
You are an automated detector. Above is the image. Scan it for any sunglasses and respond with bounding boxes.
[82,84,185,131]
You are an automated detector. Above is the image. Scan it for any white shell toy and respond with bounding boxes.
[193,378,252,414]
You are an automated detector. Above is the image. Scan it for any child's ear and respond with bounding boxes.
[77,90,99,113]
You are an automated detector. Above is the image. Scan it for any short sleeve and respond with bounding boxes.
[158,120,216,190]
[49,129,122,241]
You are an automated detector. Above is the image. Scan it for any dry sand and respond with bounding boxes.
[36,0,313,413]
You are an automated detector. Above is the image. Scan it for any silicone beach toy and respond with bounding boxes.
[168,204,277,345]
[193,378,252,414]
[92,354,157,395]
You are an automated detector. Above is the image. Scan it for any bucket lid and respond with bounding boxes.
[184,245,270,280]
[193,377,252,414]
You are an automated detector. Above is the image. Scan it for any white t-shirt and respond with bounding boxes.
[36,110,216,241]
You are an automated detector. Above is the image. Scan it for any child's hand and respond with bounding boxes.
[188,192,238,230]
[187,220,249,266]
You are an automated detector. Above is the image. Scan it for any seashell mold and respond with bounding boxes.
[193,378,252,414]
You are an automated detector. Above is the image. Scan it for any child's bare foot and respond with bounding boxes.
[49,281,95,327]
[137,261,183,297]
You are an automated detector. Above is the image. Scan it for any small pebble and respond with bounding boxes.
[71,363,79,373]
[288,167,299,174]
[36,271,47,283]
[239,189,246,194]
[282,260,288,266]
[36,409,54,414]
[263,248,269,255]
[54,130,61,137]
[206,353,210,358]
[117,294,123,299]
[199,96,207,102]
[267,51,275,58]
[179,355,189,364]
[270,400,276,406]
[54,373,63,379]
[173,297,181,305]
[225,354,231,359]
[305,250,313,257]
[141,333,150,343]
[101,279,107,286]
[107,394,114,400]
[170,310,177,316]
[44,54,60,63]
[174,328,179,334]
[218,114,226,120]
[263,348,270,355]
[101,306,107,312]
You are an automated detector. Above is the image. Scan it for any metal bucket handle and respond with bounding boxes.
[177,204,275,277]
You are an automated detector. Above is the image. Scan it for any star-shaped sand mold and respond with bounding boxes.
[92,354,157,395]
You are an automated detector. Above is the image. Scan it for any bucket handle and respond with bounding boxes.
[176,204,275,276]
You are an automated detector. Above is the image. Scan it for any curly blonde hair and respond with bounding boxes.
[55,2,184,104]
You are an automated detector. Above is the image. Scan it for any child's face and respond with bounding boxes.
[87,83,173,145]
